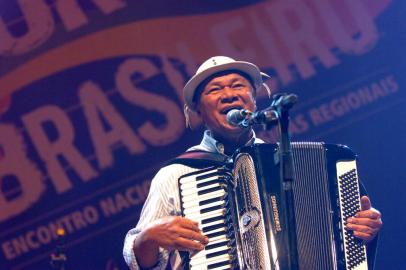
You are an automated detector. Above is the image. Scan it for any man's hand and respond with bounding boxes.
[143,216,209,251]
[133,216,209,268]
[346,196,383,242]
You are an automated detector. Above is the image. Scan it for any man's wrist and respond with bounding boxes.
[133,228,160,268]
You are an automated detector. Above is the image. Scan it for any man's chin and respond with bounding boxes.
[223,124,250,135]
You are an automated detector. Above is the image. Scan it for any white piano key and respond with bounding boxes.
[204,227,226,236]
[188,266,207,270]
[190,254,231,267]
[207,235,227,244]
[179,170,221,184]
[182,190,225,206]
[181,168,223,181]
[208,264,232,270]
[190,264,231,270]
[190,245,229,260]
[181,183,223,197]
[180,175,222,188]
[183,200,225,215]
[200,212,225,222]
[200,219,224,230]
[200,217,225,228]
[182,191,226,206]
[204,240,229,252]
[185,208,224,221]
[215,265,232,270]
[206,234,227,243]
[203,226,227,237]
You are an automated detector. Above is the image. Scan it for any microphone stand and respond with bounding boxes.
[258,93,300,270]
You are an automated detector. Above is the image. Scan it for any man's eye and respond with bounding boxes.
[231,83,244,89]
[208,87,220,93]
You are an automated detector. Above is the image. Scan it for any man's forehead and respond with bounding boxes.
[205,72,251,86]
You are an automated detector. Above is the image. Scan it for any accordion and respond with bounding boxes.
[178,142,368,270]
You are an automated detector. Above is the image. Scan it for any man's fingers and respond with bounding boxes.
[355,217,381,228]
[174,237,205,251]
[360,196,372,211]
[176,217,201,232]
[176,227,209,244]
[352,231,374,242]
[353,209,381,219]
[346,223,379,242]
[346,223,379,234]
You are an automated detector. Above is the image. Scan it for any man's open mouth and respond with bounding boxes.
[220,105,243,115]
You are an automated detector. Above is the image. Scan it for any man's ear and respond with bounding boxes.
[184,105,202,130]
[252,88,257,110]
[188,110,203,130]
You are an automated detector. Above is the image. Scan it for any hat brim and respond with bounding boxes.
[183,61,267,112]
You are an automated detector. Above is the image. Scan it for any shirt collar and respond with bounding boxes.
[189,130,263,155]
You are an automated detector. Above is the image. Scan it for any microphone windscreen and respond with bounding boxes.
[226,109,246,126]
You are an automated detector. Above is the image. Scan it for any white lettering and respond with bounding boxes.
[211,17,256,60]
[22,105,98,193]
[313,0,378,54]
[342,0,379,54]
[116,58,184,146]
[160,54,185,103]
[0,124,45,221]
[54,0,126,31]
[250,14,291,85]
[268,1,339,79]
[79,81,146,169]
[0,0,54,55]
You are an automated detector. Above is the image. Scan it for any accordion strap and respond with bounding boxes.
[167,150,229,168]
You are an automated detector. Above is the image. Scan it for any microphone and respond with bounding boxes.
[226,94,297,128]
[226,109,251,127]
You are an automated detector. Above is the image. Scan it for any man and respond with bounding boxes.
[123,56,382,269]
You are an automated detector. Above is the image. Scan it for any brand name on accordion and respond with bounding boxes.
[270,195,282,232]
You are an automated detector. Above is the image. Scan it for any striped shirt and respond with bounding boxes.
[123,130,263,269]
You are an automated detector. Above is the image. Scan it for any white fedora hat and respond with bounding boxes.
[183,56,270,112]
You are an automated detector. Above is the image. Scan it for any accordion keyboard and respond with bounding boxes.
[179,167,238,270]
[336,161,368,270]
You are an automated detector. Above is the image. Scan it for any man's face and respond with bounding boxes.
[196,73,256,140]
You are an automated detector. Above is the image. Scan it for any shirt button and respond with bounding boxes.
[217,143,224,154]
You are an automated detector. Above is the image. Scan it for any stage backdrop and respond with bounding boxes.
[0,0,405,269]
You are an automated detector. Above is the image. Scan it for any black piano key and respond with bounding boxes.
[205,240,229,250]
[202,222,226,233]
[201,204,223,214]
[199,196,224,206]
[196,171,225,181]
[206,229,226,239]
[206,248,229,258]
[197,179,226,188]
[207,260,231,269]
[202,215,224,225]
[198,186,223,195]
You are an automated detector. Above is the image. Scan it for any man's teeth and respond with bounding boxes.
[223,107,241,114]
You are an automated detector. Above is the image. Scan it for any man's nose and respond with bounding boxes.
[220,87,238,102]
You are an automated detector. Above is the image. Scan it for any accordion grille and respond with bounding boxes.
[234,153,272,270]
[291,142,336,270]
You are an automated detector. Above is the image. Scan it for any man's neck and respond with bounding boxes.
[211,129,254,155]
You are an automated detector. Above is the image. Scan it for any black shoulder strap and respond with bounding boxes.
[166,150,229,169]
